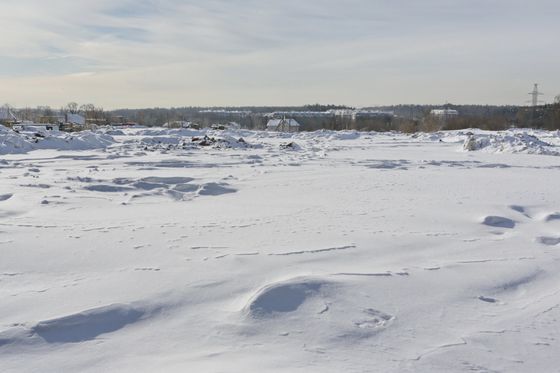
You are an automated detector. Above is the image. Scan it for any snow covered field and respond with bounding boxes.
[1,127,560,372]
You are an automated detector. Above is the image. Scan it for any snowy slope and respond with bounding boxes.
[1,128,560,372]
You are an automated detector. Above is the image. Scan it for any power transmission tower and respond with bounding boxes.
[529,83,544,107]
[527,84,544,127]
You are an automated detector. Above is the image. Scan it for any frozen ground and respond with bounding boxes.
[1,126,560,372]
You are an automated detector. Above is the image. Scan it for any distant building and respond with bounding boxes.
[351,110,394,120]
[65,113,86,126]
[430,109,459,117]
[266,118,301,132]
[265,109,394,120]
[110,116,127,125]
[198,110,252,117]
[266,111,334,118]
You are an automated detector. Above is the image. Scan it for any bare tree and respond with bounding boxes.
[65,102,79,114]
[1,104,12,123]
[2,103,13,114]
[20,107,33,121]
[37,106,57,123]
[79,104,95,118]
[41,106,53,116]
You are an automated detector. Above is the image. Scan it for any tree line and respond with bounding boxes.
[2,101,560,131]
[1,102,109,124]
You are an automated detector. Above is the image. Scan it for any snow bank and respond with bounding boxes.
[34,131,116,151]
[412,130,471,143]
[463,131,560,155]
[4,124,560,157]
[0,126,115,154]
[133,128,205,137]
[0,125,34,154]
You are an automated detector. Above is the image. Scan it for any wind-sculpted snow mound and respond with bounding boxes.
[246,278,328,318]
[31,303,146,343]
[242,276,396,346]
[0,302,160,347]
[0,126,116,154]
[463,132,560,155]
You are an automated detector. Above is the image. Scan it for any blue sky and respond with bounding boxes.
[0,0,559,108]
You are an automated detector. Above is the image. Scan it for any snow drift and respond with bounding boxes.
[463,131,560,155]
[0,125,115,154]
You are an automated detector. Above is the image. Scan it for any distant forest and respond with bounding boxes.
[368,103,560,132]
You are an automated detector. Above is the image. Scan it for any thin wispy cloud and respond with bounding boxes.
[0,0,558,108]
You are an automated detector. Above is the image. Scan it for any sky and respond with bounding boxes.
[0,0,559,109]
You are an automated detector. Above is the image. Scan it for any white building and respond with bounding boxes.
[430,109,459,117]
[266,118,301,132]
[65,113,86,126]
[266,111,333,118]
